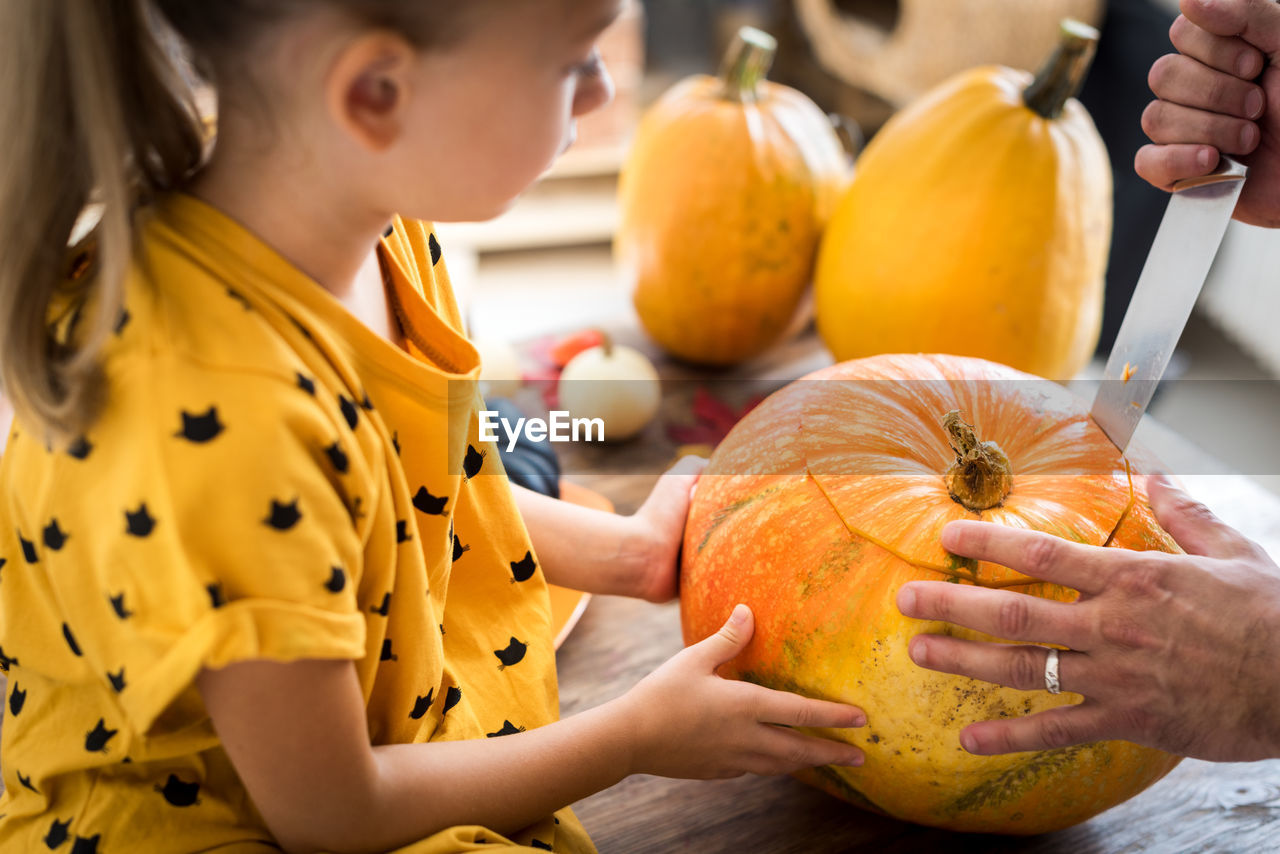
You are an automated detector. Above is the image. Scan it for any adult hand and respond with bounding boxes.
[897,475,1280,761]
[1136,0,1280,226]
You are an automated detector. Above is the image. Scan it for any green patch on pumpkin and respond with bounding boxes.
[799,538,864,598]
[944,744,1088,816]
[696,484,784,553]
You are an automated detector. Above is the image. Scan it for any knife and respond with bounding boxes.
[1090,156,1248,453]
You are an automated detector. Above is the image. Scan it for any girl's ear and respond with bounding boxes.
[326,32,415,152]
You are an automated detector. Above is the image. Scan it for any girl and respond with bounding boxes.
[0,2,868,852]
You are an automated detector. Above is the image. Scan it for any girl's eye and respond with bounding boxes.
[572,50,603,78]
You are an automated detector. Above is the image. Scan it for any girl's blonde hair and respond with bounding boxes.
[0,0,474,443]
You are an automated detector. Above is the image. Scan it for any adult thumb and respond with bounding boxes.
[692,604,754,669]
[1182,0,1280,60]
[1147,474,1257,558]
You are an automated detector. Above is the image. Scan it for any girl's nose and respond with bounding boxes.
[572,62,615,118]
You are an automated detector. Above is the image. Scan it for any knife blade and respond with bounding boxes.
[1090,156,1248,453]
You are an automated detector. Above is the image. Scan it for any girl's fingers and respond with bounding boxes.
[958,703,1114,755]
[1135,142,1220,190]
[1170,15,1265,78]
[1149,53,1265,118]
[665,453,708,477]
[897,581,1093,650]
[745,725,864,774]
[685,604,754,671]
[939,521,1118,595]
[907,635,1095,697]
[751,685,867,730]
[1142,98,1261,154]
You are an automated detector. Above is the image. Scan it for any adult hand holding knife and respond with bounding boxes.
[897,0,1280,762]
[1090,156,1246,454]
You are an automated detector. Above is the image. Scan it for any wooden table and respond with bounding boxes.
[550,329,1280,853]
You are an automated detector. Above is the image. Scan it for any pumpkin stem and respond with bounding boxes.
[719,26,777,103]
[942,411,1013,511]
[1023,19,1100,120]
[596,329,614,359]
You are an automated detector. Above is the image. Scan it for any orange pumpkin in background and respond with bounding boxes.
[616,27,851,367]
[679,353,1181,834]
[814,21,1111,381]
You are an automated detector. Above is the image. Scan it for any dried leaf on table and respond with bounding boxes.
[665,386,764,448]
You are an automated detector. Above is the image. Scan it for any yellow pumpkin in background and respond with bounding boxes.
[617,27,851,367]
[814,20,1112,381]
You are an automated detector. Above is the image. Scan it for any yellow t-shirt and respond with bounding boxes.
[0,194,595,854]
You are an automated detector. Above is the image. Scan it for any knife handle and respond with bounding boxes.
[1173,155,1248,192]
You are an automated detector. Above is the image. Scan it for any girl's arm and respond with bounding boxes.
[511,456,705,601]
[511,483,653,597]
[198,606,867,854]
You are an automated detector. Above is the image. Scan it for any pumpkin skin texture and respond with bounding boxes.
[679,354,1181,834]
[617,29,849,367]
[814,30,1111,381]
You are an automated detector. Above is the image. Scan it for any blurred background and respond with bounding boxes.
[437,0,1280,496]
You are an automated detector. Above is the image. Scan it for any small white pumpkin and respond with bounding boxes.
[558,338,661,442]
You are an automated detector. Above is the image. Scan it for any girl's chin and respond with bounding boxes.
[425,194,521,225]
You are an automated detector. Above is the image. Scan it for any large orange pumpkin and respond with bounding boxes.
[616,27,850,367]
[679,354,1181,834]
[813,21,1111,381]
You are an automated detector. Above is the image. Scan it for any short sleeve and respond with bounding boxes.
[51,355,371,734]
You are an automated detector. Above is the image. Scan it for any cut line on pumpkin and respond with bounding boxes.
[804,466,1136,591]
[804,469,983,586]
[1102,459,1137,549]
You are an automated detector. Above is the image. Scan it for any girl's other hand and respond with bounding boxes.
[617,605,867,779]
[627,454,707,602]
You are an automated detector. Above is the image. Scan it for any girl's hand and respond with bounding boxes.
[618,605,867,779]
[627,455,708,603]
[1136,0,1280,226]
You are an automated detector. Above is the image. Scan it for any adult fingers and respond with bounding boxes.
[1142,98,1261,153]
[906,636,1094,697]
[1146,475,1261,559]
[1170,14,1266,78]
[743,726,865,775]
[940,521,1120,595]
[749,684,867,730]
[897,582,1093,650]
[1180,0,1280,60]
[1135,142,1220,190]
[958,704,1111,755]
[1149,53,1266,118]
